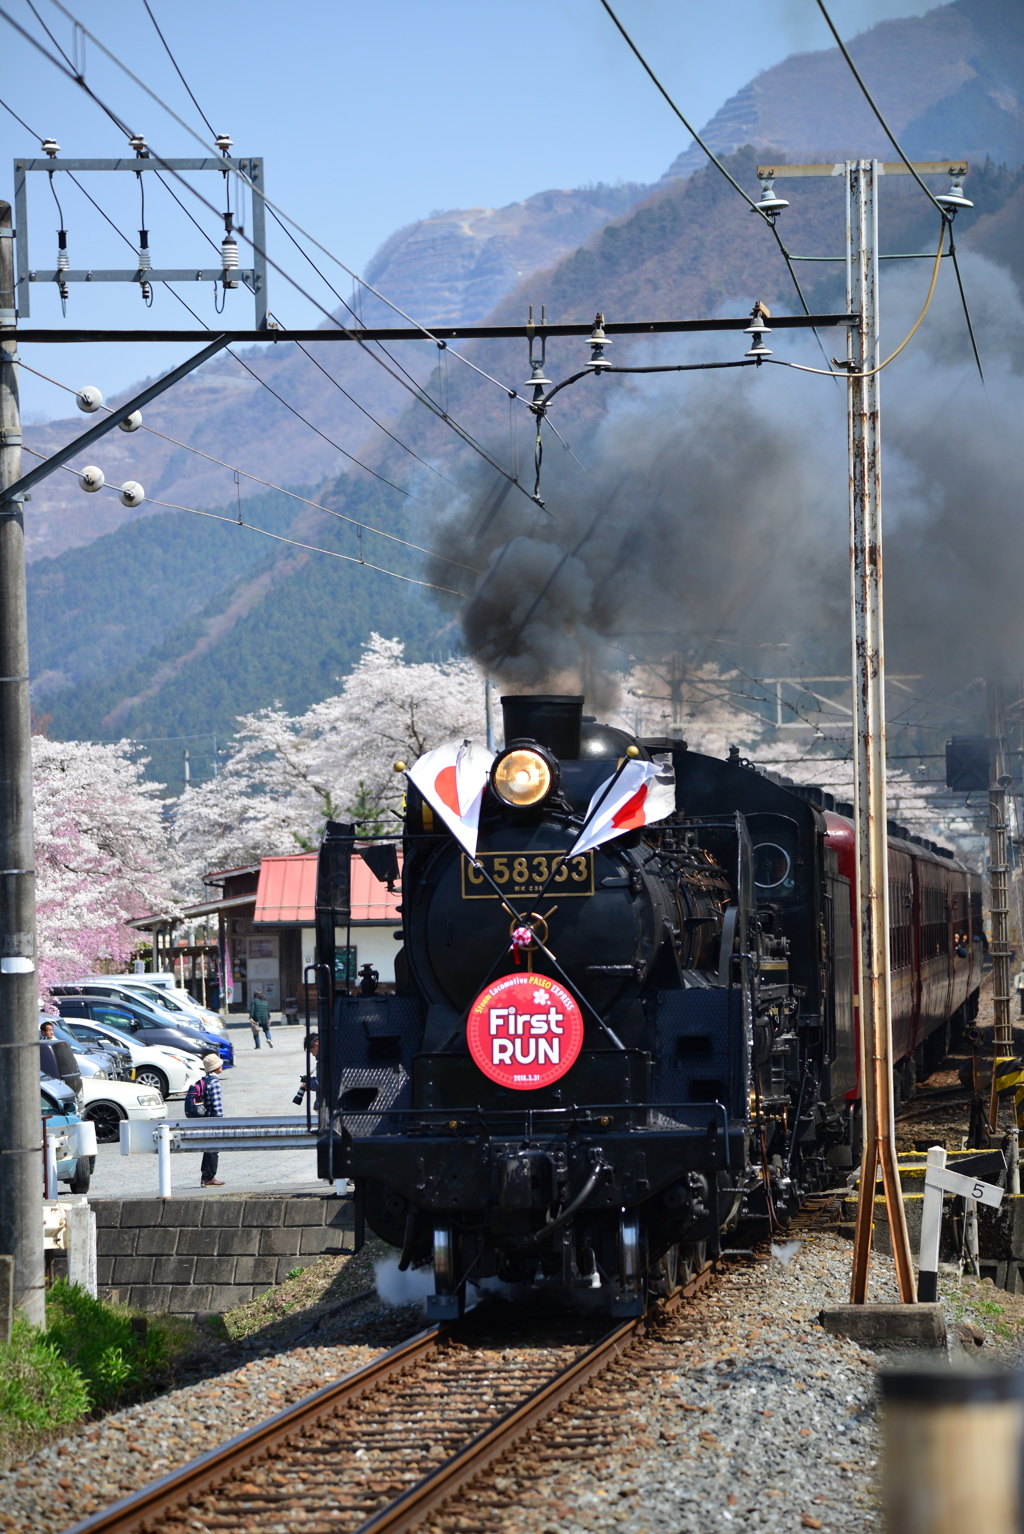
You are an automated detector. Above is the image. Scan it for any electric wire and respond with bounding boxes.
[30,0,529,406]
[596,0,836,377]
[19,444,464,595]
[814,0,985,385]
[12,172,481,572]
[0,8,537,505]
[767,219,946,379]
[16,357,482,573]
[0,95,39,136]
[53,173,418,502]
[125,0,462,484]
[139,0,216,139]
[289,336,455,485]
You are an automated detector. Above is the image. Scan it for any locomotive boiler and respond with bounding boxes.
[317,694,980,1317]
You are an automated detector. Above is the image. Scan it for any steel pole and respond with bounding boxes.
[846,163,916,1304]
[0,202,44,1325]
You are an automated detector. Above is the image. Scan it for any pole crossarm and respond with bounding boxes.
[13,314,858,346]
[0,333,229,502]
[759,161,967,178]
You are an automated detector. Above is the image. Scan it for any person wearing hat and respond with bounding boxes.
[200,1053,225,1187]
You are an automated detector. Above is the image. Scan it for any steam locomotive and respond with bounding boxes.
[317,695,980,1317]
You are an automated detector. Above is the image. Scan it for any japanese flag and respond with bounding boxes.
[407,739,494,858]
[572,758,676,857]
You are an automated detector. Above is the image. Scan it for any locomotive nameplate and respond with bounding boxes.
[461,849,595,899]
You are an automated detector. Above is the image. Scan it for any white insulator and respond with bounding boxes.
[76,385,103,413]
[57,249,69,273]
[78,466,105,493]
[118,410,142,433]
[138,247,152,271]
[221,235,239,289]
[119,481,145,508]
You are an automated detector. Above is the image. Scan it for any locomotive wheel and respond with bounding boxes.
[650,1244,680,1297]
[678,1241,707,1286]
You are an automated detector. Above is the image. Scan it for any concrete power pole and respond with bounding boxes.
[0,201,44,1325]
[843,161,916,1305]
[764,157,930,1303]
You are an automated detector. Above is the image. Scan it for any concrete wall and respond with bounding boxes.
[81,1195,354,1314]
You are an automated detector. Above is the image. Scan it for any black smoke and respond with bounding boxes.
[428,251,1024,709]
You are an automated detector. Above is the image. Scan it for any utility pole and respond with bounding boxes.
[0,201,44,1325]
[843,161,916,1304]
[988,684,1013,1131]
[762,157,973,1304]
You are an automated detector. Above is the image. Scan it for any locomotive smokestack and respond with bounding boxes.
[501,695,583,759]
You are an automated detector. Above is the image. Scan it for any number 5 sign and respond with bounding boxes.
[917,1145,1004,1302]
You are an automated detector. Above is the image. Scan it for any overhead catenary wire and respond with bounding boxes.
[19,444,464,596]
[596,0,837,378]
[140,0,216,139]
[813,0,985,385]
[0,8,539,506]
[767,219,946,379]
[16,356,481,574]
[111,15,462,488]
[23,0,530,407]
[50,172,426,502]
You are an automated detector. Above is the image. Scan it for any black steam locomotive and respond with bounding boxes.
[317,695,980,1317]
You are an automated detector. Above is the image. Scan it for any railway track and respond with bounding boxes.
[62,1263,722,1534]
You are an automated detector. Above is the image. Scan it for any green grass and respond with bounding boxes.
[0,1317,90,1462]
[0,1282,198,1468]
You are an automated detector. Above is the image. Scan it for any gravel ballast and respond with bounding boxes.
[3,1232,1017,1534]
[427,1234,898,1534]
[0,1294,424,1534]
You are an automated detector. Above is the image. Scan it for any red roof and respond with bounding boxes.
[253,852,401,924]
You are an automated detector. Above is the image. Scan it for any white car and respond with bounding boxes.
[58,1016,203,1101]
[81,1076,166,1143]
[74,976,228,1038]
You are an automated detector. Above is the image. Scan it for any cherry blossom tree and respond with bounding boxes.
[175,634,486,891]
[32,736,177,992]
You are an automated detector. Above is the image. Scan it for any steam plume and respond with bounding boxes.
[429,252,1024,709]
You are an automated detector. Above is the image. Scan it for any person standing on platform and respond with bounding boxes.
[249,988,273,1048]
[199,1053,225,1187]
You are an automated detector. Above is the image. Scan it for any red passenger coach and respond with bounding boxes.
[824,812,980,1099]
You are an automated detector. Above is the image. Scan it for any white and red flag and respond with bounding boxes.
[406,739,494,858]
[571,758,675,857]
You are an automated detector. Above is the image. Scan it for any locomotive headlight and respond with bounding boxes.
[492,747,555,808]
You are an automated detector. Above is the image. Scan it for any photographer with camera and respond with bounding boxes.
[293,1033,320,1109]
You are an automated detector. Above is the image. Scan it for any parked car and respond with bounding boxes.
[44,1015,129,1081]
[59,1017,202,1100]
[81,1076,166,1143]
[72,976,227,1036]
[40,1074,94,1194]
[53,995,234,1069]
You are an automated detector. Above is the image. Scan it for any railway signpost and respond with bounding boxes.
[766,158,972,1304]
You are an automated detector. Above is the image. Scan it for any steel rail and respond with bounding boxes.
[60,1323,446,1534]
[59,1262,723,1534]
[352,1261,720,1534]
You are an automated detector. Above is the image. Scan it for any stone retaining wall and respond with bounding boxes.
[83,1195,354,1314]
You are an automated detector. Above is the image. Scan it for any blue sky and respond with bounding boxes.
[1,0,935,418]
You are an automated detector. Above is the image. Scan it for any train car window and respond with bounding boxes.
[753,841,794,894]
